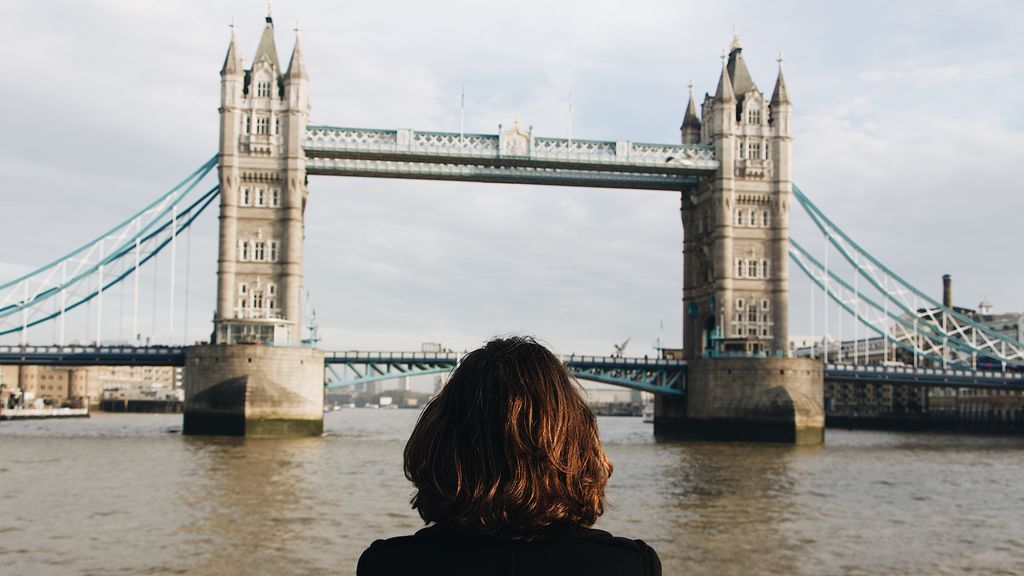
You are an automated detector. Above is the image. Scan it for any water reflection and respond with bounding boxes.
[179,436,327,575]
[599,418,816,576]
[671,444,806,575]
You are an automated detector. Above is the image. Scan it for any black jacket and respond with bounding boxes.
[357,524,661,576]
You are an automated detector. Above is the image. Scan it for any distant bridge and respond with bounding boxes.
[3,345,1023,395]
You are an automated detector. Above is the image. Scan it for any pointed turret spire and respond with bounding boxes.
[221,20,243,76]
[251,10,281,71]
[681,80,702,144]
[726,30,757,103]
[286,23,308,80]
[682,80,700,128]
[714,52,735,103]
[771,53,791,106]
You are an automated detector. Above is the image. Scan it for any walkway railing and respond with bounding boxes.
[0,344,186,366]
[825,362,1024,389]
[304,126,716,190]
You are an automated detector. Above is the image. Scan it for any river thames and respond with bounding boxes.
[1,411,1023,575]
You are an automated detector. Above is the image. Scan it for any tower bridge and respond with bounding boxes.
[201,13,818,441]
[2,12,1023,441]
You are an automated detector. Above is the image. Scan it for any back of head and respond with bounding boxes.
[404,336,612,539]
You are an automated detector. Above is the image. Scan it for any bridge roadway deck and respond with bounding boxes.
[1,346,1021,392]
[303,126,715,190]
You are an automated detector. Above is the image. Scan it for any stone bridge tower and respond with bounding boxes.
[682,36,791,359]
[184,13,323,438]
[658,35,824,444]
[215,13,309,346]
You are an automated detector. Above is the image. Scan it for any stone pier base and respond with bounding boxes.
[655,357,824,445]
[183,344,324,437]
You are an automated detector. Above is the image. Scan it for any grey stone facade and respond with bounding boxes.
[682,39,792,359]
[659,36,824,444]
[216,16,309,345]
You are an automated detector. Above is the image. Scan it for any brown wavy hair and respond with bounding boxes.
[404,336,613,539]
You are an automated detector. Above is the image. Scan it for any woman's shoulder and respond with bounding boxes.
[546,528,661,575]
[357,525,661,576]
[356,526,451,574]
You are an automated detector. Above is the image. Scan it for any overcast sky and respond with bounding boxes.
[1,1,1021,356]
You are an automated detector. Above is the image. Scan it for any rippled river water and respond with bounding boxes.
[2,411,1023,575]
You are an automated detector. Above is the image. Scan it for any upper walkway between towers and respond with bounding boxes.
[302,125,719,190]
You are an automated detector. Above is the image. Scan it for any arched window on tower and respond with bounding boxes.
[748,260,758,278]
[736,259,744,277]
[762,211,770,227]
[736,209,746,226]
[748,108,761,125]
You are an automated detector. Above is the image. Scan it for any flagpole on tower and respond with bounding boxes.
[568,91,574,145]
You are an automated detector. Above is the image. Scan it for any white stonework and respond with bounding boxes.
[216,16,309,345]
[682,41,793,359]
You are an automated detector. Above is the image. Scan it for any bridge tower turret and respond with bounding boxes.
[680,81,702,145]
[214,13,310,346]
[684,36,791,360]
[186,13,323,438]
[663,33,823,444]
